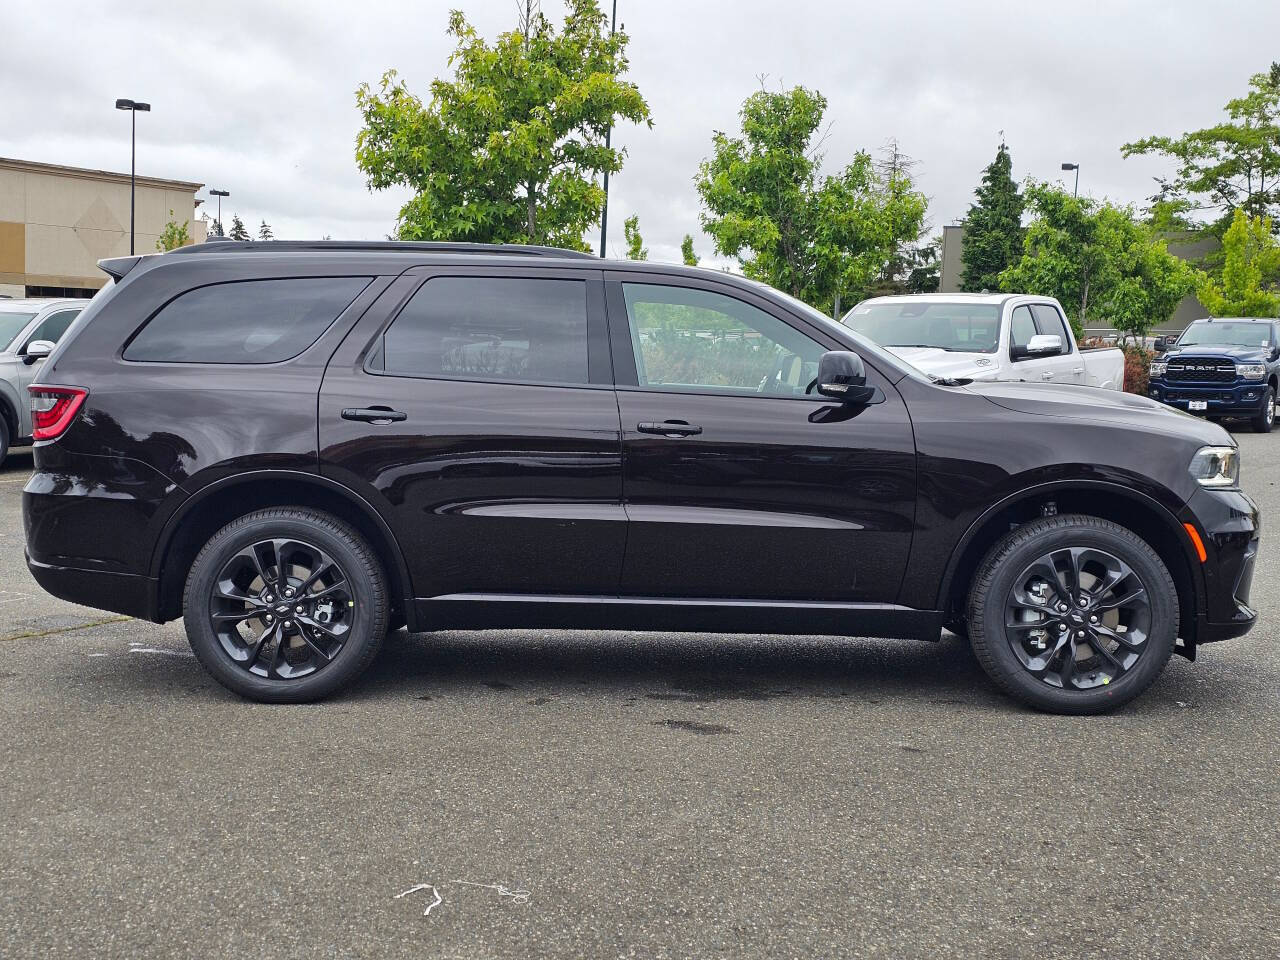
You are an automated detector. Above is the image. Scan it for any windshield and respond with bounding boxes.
[842,301,1002,354]
[0,311,38,351]
[1177,321,1272,348]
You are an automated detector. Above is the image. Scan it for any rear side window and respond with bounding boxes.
[124,277,370,363]
[376,276,589,384]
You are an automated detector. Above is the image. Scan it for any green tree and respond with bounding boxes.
[155,211,191,252]
[228,214,250,241]
[1196,208,1280,316]
[999,184,1198,342]
[1123,63,1280,230]
[355,0,650,250]
[695,86,926,317]
[960,141,1023,291]
[680,234,699,266]
[623,214,647,260]
[258,220,274,241]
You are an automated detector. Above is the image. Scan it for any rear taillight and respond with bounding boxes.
[28,385,88,441]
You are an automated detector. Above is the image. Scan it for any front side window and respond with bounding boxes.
[125,277,370,363]
[378,277,589,384]
[622,283,825,397]
[24,309,80,351]
[1030,304,1070,352]
[1010,305,1037,348]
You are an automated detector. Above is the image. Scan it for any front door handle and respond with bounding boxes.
[1041,371,1055,380]
[342,406,407,424]
[637,420,702,437]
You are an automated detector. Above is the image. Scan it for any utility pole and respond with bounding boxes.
[598,0,618,257]
[115,98,151,255]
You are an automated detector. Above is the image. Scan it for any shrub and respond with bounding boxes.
[1121,345,1150,395]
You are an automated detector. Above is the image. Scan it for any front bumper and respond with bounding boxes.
[1183,488,1260,644]
[1149,379,1270,416]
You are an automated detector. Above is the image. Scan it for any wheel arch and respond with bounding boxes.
[150,471,417,629]
[938,480,1203,651]
[0,387,19,445]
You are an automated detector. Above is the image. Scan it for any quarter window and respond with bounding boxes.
[620,283,826,397]
[125,277,370,363]
[378,277,589,385]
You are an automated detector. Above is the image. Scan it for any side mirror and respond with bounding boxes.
[815,351,876,404]
[1011,334,1062,360]
[22,340,55,365]
[1153,337,1167,354]
[1270,345,1279,362]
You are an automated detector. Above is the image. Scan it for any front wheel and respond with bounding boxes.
[967,514,1177,714]
[1251,387,1275,433]
[183,507,388,703]
[0,414,9,467]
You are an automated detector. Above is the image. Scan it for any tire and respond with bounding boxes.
[0,414,9,467]
[183,507,388,703]
[967,514,1177,714]
[1250,387,1275,433]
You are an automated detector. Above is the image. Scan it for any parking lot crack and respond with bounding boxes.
[0,616,131,643]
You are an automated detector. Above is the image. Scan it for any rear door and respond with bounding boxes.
[318,265,626,601]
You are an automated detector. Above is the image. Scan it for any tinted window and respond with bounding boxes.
[1010,305,1037,348]
[622,283,825,397]
[380,277,589,384]
[1030,304,1070,353]
[24,309,80,350]
[125,277,369,363]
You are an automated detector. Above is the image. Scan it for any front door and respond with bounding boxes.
[606,276,917,603]
[318,266,626,600]
[1009,303,1076,384]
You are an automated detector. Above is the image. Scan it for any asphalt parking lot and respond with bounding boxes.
[2,435,1278,960]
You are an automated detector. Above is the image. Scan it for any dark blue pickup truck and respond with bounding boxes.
[1148,317,1280,432]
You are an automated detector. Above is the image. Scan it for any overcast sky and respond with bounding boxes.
[6,1,1280,264]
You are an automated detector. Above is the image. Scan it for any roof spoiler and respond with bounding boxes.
[98,256,142,282]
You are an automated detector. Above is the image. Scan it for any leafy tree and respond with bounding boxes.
[680,234,699,266]
[623,214,647,260]
[999,184,1198,342]
[354,0,650,250]
[258,220,274,241]
[695,86,927,317]
[1123,63,1280,230]
[960,141,1023,291]
[228,214,250,241]
[155,211,191,252]
[1196,208,1280,316]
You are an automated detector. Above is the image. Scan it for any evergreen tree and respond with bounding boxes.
[228,214,250,241]
[960,141,1024,292]
[681,234,698,266]
[258,220,274,241]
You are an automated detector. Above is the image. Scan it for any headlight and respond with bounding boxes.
[1190,445,1240,488]
[1238,363,1267,379]
[1149,360,1168,377]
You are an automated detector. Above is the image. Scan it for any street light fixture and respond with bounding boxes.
[209,189,230,237]
[1061,162,1080,197]
[115,98,151,255]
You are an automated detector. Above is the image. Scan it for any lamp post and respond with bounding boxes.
[598,0,618,257]
[209,189,230,236]
[1061,162,1080,197]
[115,98,151,255]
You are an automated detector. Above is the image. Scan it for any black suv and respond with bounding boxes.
[22,241,1260,713]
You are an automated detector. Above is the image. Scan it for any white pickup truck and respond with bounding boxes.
[842,293,1125,390]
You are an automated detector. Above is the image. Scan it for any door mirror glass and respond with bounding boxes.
[1012,334,1062,359]
[815,351,875,403]
[23,339,55,364]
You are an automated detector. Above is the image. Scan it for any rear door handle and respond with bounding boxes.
[342,406,407,424]
[637,420,702,437]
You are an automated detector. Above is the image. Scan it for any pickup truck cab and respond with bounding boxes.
[843,293,1124,390]
[0,298,86,464]
[1148,317,1280,432]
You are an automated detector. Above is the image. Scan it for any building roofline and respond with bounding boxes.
[0,156,204,193]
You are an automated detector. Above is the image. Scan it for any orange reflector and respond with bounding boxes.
[1183,522,1207,563]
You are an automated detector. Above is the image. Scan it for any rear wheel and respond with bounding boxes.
[0,414,9,467]
[967,514,1177,714]
[1251,387,1275,433]
[183,507,388,703]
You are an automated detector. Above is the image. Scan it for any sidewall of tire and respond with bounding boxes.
[1252,387,1274,433]
[184,510,388,703]
[0,412,9,466]
[969,516,1178,714]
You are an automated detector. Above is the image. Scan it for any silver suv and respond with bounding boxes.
[0,298,85,463]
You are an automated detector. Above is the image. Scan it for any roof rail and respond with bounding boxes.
[165,240,596,259]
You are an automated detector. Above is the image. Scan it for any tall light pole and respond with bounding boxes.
[598,0,618,257]
[209,189,230,236]
[115,98,151,255]
[1061,162,1080,197]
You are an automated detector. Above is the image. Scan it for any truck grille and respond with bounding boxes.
[1165,361,1237,383]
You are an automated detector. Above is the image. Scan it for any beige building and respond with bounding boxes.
[0,157,205,299]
